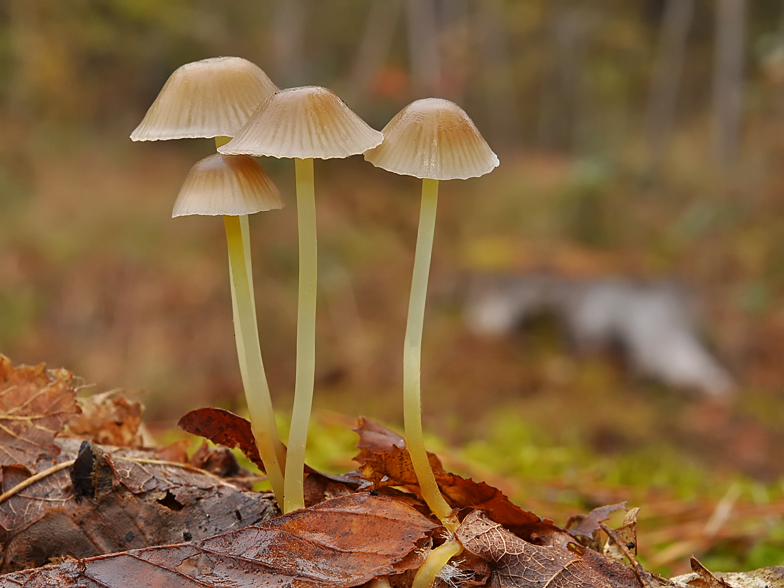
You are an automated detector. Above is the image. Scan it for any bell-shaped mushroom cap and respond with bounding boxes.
[173,154,283,217]
[131,57,279,141]
[219,86,383,159]
[364,98,499,180]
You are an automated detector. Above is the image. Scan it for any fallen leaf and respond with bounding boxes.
[602,507,639,564]
[0,493,438,587]
[1,438,276,572]
[66,390,144,448]
[670,562,784,588]
[457,509,643,588]
[354,418,569,543]
[179,407,357,506]
[567,503,627,540]
[0,355,80,468]
[178,407,265,471]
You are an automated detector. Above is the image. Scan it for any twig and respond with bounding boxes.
[600,521,650,588]
[0,460,75,505]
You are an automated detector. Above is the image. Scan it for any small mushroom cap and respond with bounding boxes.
[364,98,499,180]
[219,86,383,159]
[172,154,283,217]
[131,57,279,141]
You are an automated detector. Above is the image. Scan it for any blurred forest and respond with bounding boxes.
[3,0,784,571]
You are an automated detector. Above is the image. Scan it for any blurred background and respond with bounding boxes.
[2,0,784,573]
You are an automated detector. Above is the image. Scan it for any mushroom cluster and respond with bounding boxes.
[131,57,498,580]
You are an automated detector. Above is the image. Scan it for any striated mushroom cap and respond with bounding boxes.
[131,57,279,141]
[173,154,283,217]
[364,98,499,180]
[219,86,383,159]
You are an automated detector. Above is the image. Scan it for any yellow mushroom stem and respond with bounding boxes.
[412,537,463,588]
[403,178,453,522]
[284,157,318,513]
[224,214,286,506]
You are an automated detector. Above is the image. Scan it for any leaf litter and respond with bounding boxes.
[2,353,784,587]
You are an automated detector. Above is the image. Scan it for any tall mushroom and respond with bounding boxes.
[172,153,286,504]
[220,86,383,513]
[131,57,287,504]
[364,98,499,523]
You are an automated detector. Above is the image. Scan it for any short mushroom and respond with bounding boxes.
[173,153,286,505]
[131,57,286,504]
[364,98,499,524]
[220,86,383,513]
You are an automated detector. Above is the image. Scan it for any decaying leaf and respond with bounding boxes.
[0,354,80,467]
[179,407,357,506]
[567,503,627,541]
[66,390,144,448]
[602,507,640,565]
[457,509,644,588]
[670,558,784,588]
[1,437,276,572]
[178,407,265,471]
[354,418,570,543]
[0,494,438,588]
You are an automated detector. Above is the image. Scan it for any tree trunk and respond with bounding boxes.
[712,0,746,167]
[347,0,403,107]
[406,0,441,96]
[643,0,695,171]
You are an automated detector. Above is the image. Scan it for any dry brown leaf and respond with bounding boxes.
[670,561,784,588]
[66,390,144,448]
[0,355,80,468]
[0,493,438,588]
[567,503,627,540]
[178,407,265,471]
[354,418,570,543]
[457,509,644,588]
[179,407,357,506]
[603,507,640,564]
[1,438,276,572]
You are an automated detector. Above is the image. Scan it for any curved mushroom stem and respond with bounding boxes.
[224,214,286,506]
[284,157,318,513]
[412,537,463,588]
[404,178,453,522]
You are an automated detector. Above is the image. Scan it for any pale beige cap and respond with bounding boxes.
[219,86,383,159]
[364,98,499,180]
[172,154,283,217]
[131,57,279,141]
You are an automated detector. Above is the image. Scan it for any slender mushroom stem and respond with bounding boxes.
[412,538,463,588]
[404,178,453,522]
[224,214,286,506]
[284,156,318,513]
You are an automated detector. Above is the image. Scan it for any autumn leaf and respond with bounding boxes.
[0,493,438,588]
[1,437,276,573]
[179,407,358,506]
[66,390,144,448]
[457,509,643,588]
[566,502,627,540]
[178,407,265,471]
[354,418,570,542]
[670,559,784,588]
[0,354,80,468]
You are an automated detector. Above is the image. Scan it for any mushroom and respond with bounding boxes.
[173,153,286,505]
[364,98,499,523]
[131,57,287,504]
[220,86,383,512]
[130,56,278,144]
